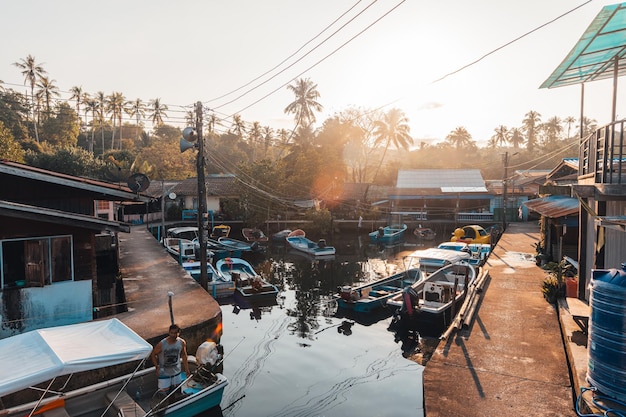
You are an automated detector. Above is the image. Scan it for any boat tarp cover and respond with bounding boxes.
[407,248,471,263]
[0,318,152,397]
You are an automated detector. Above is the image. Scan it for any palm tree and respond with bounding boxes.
[107,92,126,150]
[128,98,145,142]
[581,116,597,137]
[563,116,576,139]
[206,113,219,134]
[96,91,107,153]
[35,76,60,121]
[284,77,323,130]
[69,86,83,126]
[81,92,91,135]
[372,108,413,182]
[262,126,274,158]
[84,98,98,153]
[13,54,46,142]
[491,125,509,148]
[543,116,563,146]
[445,126,473,149]
[230,114,246,139]
[522,110,542,152]
[148,98,168,126]
[509,127,524,149]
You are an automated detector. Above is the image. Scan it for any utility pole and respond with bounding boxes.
[195,101,208,291]
[502,151,508,231]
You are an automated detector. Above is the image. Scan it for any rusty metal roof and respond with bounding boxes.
[541,2,626,89]
[171,174,238,197]
[523,195,580,218]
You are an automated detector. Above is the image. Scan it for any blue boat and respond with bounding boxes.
[369,224,408,244]
[286,235,336,257]
[336,267,425,313]
[181,260,235,298]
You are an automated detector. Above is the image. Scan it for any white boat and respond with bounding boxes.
[405,247,472,274]
[181,260,235,298]
[387,262,477,334]
[215,257,279,301]
[163,227,200,262]
[437,241,491,266]
[0,319,228,417]
[285,236,336,257]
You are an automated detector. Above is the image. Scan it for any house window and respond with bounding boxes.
[1,235,74,289]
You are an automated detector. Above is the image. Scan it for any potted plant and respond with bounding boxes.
[541,265,565,304]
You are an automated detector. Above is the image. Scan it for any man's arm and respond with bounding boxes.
[180,339,190,374]
[151,342,162,375]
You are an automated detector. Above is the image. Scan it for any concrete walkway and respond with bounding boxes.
[115,225,222,351]
[423,222,576,416]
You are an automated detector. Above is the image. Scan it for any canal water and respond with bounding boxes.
[197,233,444,417]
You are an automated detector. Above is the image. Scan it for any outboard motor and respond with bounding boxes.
[377,227,384,238]
[401,286,419,316]
[318,239,326,248]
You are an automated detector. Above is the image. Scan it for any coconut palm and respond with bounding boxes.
[445,126,473,149]
[371,108,413,182]
[96,91,107,152]
[148,98,168,126]
[107,92,126,150]
[128,98,145,142]
[84,98,98,153]
[509,127,524,149]
[206,113,219,134]
[563,116,576,139]
[284,77,323,130]
[35,76,60,121]
[230,114,246,139]
[69,86,83,125]
[262,126,274,158]
[491,125,509,148]
[13,54,46,142]
[522,110,542,152]
[542,116,563,147]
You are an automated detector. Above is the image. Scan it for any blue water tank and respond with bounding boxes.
[587,263,626,401]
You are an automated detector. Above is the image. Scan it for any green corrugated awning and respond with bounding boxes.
[541,2,626,89]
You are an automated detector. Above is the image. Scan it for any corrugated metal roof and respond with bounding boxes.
[171,174,238,197]
[541,2,626,89]
[396,169,486,191]
[523,195,580,218]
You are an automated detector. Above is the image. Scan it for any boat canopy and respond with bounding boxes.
[407,248,471,264]
[0,319,152,397]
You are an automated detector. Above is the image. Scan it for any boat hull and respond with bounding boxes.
[368,224,407,244]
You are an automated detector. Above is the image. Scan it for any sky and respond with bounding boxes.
[1,0,624,146]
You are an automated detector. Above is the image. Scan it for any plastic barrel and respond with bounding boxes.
[587,264,626,401]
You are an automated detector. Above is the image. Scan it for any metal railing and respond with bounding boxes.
[580,119,625,185]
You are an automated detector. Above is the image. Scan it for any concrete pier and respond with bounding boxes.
[423,222,587,416]
[116,226,223,352]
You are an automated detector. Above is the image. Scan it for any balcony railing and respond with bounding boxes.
[456,212,494,222]
[579,119,626,185]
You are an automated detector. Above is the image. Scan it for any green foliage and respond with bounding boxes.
[303,208,332,236]
[25,146,106,177]
[0,120,25,162]
[40,102,80,147]
[0,90,30,141]
[541,274,565,304]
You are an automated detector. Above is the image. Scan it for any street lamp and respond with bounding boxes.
[180,102,208,291]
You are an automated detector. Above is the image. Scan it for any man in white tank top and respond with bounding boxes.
[151,324,190,391]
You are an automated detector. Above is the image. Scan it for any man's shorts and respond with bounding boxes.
[158,372,183,390]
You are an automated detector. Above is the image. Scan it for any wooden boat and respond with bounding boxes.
[0,319,228,417]
[181,260,235,298]
[242,228,269,242]
[210,224,231,238]
[387,262,476,334]
[450,224,492,244]
[413,226,437,241]
[368,224,408,244]
[286,235,336,257]
[336,267,425,313]
[215,257,279,301]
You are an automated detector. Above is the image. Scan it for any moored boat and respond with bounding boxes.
[369,224,408,244]
[0,319,228,417]
[210,224,231,238]
[387,262,477,335]
[215,257,279,301]
[181,260,236,298]
[450,224,492,244]
[286,235,336,257]
[406,247,472,274]
[242,228,269,242]
[163,227,200,262]
[413,226,437,241]
[336,267,425,313]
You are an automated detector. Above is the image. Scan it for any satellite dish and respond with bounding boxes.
[169,192,177,200]
[127,173,150,192]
